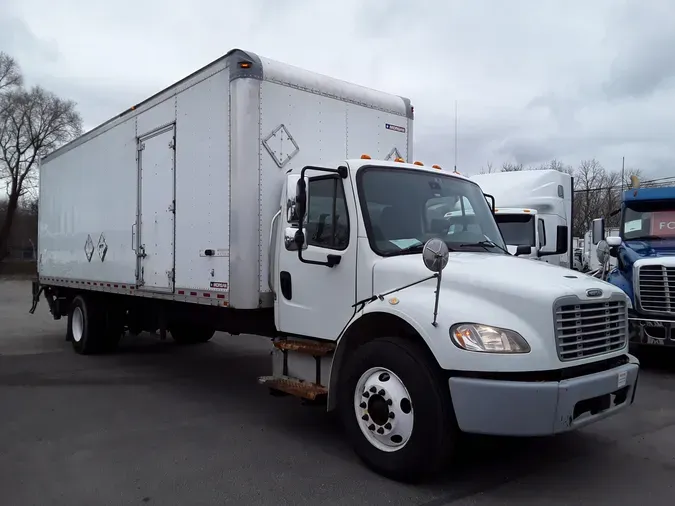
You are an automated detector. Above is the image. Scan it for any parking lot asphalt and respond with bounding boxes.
[2,277,675,506]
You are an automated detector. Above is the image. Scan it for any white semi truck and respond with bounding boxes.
[470,170,574,268]
[30,48,639,482]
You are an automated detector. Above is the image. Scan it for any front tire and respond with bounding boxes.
[338,336,457,482]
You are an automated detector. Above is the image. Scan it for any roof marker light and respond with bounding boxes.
[432,164,442,170]
[361,154,371,159]
[394,157,405,163]
[413,161,424,166]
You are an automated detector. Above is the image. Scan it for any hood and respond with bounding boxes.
[622,239,675,264]
[372,252,620,305]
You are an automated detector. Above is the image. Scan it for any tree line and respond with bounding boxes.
[479,159,674,238]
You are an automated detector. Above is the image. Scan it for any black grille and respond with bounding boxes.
[555,300,627,361]
[637,265,675,315]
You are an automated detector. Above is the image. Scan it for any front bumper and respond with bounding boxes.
[629,316,675,346]
[448,355,640,436]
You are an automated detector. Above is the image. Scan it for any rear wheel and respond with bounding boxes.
[338,336,457,482]
[67,295,121,354]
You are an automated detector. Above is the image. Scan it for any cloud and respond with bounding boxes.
[2,0,674,178]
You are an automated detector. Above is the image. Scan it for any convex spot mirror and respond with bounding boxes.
[422,238,450,273]
[596,240,610,265]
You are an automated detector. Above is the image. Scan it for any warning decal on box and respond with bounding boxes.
[210,282,228,289]
[385,123,406,134]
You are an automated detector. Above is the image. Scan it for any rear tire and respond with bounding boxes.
[67,295,121,354]
[338,336,457,482]
[170,325,215,345]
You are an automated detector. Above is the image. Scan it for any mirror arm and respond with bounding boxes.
[295,165,349,268]
[352,273,438,311]
[484,193,496,214]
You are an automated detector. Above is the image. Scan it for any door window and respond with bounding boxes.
[306,177,350,250]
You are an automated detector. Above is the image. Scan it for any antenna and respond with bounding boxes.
[621,156,625,192]
[454,100,458,172]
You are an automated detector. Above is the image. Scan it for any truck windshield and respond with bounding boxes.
[356,166,507,256]
[623,201,675,240]
[494,214,535,246]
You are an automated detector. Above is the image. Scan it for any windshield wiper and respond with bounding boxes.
[458,239,510,254]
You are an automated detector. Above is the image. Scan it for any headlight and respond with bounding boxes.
[450,323,531,353]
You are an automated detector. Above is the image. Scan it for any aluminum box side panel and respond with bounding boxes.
[257,80,348,297]
[174,68,230,293]
[345,104,411,163]
[38,118,138,283]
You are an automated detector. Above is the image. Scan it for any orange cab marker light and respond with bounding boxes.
[239,61,251,68]
[394,157,405,163]
[432,164,442,170]
[361,154,371,159]
[413,161,424,166]
[523,209,531,213]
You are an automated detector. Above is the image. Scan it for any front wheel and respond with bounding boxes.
[338,336,457,482]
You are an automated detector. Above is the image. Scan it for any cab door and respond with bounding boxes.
[274,169,358,340]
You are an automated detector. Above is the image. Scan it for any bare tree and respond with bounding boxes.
[501,162,524,172]
[0,64,83,260]
[479,161,495,174]
[0,53,23,93]
[537,158,574,175]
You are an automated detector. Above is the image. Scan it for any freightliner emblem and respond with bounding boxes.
[586,288,603,298]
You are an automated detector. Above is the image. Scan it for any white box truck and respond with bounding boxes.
[470,170,574,268]
[30,48,639,482]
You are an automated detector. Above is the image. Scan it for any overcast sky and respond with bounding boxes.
[2,0,674,178]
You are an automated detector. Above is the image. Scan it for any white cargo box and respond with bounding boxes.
[38,49,414,309]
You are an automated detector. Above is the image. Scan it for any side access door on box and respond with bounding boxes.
[135,124,176,293]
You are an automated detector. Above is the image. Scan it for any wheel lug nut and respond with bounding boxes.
[362,414,369,421]
[360,402,366,409]
[363,391,370,398]
[368,424,375,431]
[377,427,384,434]
[389,412,395,419]
[384,422,392,430]
[387,399,392,406]
[369,386,377,393]
[378,389,385,396]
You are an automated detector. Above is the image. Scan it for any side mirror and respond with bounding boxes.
[422,238,450,272]
[596,240,610,265]
[484,193,495,213]
[554,225,568,254]
[538,225,569,257]
[514,245,533,256]
[295,178,307,223]
[591,218,604,245]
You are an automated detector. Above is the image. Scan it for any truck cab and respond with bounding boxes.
[470,170,574,268]
[268,156,638,480]
[591,180,675,347]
